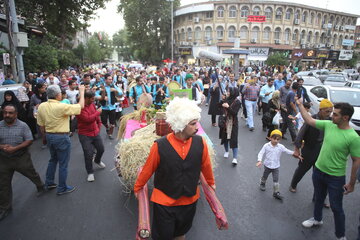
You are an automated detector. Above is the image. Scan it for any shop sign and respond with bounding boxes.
[291,49,305,59]
[248,48,269,56]
[339,50,353,60]
[247,15,266,22]
[345,25,356,31]
[304,50,316,59]
[316,51,329,59]
[328,51,340,60]
[342,39,354,46]
[179,48,192,55]
[272,50,290,58]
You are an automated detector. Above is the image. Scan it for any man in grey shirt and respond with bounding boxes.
[279,80,292,105]
[0,104,44,221]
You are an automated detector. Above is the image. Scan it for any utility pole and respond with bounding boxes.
[4,0,18,82]
[9,0,25,83]
[167,0,174,64]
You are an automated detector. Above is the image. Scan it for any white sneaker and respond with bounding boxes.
[232,158,238,165]
[87,174,95,182]
[302,217,323,228]
[337,237,347,240]
[95,161,106,169]
[224,152,229,158]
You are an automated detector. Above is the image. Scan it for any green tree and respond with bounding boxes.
[84,32,112,63]
[118,0,180,63]
[112,29,133,61]
[265,52,289,66]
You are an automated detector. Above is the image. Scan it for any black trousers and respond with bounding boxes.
[0,151,43,210]
[211,114,217,124]
[290,145,321,189]
[78,134,105,174]
[261,102,269,128]
[281,111,297,141]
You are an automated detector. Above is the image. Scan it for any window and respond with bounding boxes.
[300,30,306,41]
[285,9,292,20]
[205,12,213,19]
[333,34,337,45]
[338,35,343,46]
[274,27,281,40]
[294,10,300,20]
[217,6,224,18]
[216,26,224,39]
[275,8,282,20]
[307,31,313,42]
[187,28,192,40]
[314,32,320,44]
[292,30,299,41]
[310,13,314,25]
[329,16,334,24]
[188,14,192,21]
[284,29,291,42]
[316,14,321,25]
[176,30,180,42]
[310,86,327,99]
[195,27,201,40]
[229,6,237,18]
[240,26,248,39]
[263,27,271,40]
[322,15,327,25]
[265,7,272,19]
[251,26,259,40]
[180,29,185,41]
[241,6,249,18]
[205,26,212,40]
[320,33,326,44]
[302,12,307,23]
[253,7,260,16]
[228,26,236,38]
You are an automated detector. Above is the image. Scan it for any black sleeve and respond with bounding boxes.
[303,88,311,103]
[294,123,309,148]
[227,99,241,116]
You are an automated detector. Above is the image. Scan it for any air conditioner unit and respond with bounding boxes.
[294,19,300,25]
[340,26,345,31]
[319,43,326,48]
[188,36,192,40]
[251,38,257,43]
[325,43,331,48]
[301,44,306,49]
[335,25,340,30]
[207,40,212,45]
[194,17,200,23]
[275,39,281,44]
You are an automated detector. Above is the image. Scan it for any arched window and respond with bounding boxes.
[333,34,337,45]
[229,6,237,18]
[329,16,334,24]
[195,27,201,40]
[316,13,321,25]
[274,27,281,40]
[265,7,272,19]
[205,26,212,40]
[307,31,313,43]
[292,29,299,42]
[347,18,351,25]
[284,28,291,42]
[320,32,326,44]
[241,6,249,18]
[240,26,248,39]
[275,8,282,20]
[300,30,306,41]
[251,26,259,40]
[228,26,236,38]
[176,30,180,42]
[217,6,224,18]
[253,6,260,16]
[322,15,327,25]
[216,26,224,39]
[285,8,292,20]
[338,35,343,46]
[263,27,271,40]
[310,13,315,25]
[314,32,320,44]
[335,17,340,26]
[187,28,192,40]
[181,29,185,41]
[295,10,300,20]
[302,11,307,23]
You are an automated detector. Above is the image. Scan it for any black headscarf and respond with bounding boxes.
[1,90,22,110]
[33,82,48,103]
[226,87,239,106]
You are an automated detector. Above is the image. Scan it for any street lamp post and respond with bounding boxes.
[167,0,174,63]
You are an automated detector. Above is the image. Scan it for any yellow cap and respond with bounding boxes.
[319,99,333,109]
[270,129,282,137]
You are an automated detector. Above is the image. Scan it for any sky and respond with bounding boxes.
[88,0,360,38]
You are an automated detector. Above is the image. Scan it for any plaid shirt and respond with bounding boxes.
[243,84,260,101]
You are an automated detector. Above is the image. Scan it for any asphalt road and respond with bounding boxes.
[0,105,359,240]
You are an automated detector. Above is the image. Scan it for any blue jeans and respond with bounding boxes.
[223,140,238,159]
[313,167,346,238]
[45,133,72,193]
[245,100,257,128]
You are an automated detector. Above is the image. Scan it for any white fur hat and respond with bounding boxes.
[165,97,201,133]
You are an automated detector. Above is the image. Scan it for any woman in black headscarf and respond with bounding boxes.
[1,90,26,121]
[28,82,47,137]
[219,87,241,165]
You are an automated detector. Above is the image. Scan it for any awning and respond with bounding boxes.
[247,56,268,61]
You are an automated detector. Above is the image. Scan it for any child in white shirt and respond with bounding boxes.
[256,129,300,200]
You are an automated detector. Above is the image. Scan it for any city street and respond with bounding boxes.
[0,106,359,240]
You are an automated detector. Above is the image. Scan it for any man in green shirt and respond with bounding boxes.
[296,99,360,240]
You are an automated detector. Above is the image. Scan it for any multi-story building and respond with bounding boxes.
[174,0,359,66]
[355,25,360,49]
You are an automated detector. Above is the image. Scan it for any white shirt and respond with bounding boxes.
[257,142,294,169]
[46,77,60,85]
[66,89,79,104]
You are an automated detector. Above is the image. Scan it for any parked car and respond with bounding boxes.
[323,74,348,87]
[304,85,360,134]
[342,69,359,80]
[344,80,360,89]
[296,71,319,78]
[310,69,330,82]
[300,76,323,86]
[0,84,22,105]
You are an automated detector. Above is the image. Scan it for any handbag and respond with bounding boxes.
[218,115,226,128]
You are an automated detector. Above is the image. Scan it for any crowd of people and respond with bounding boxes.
[0,63,360,240]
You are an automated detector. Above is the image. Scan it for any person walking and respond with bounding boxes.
[37,85,85,195]
[0,104,44,221]
[259,78,275,131]
[76,91,106,182]
[281,82,299,142]
[134,97,215,240]
[243,76,260,131]
[219,87,241,165]
[208,76,225,127]
[297,99,360,240]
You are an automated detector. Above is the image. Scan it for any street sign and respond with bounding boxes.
[3,53,10,65]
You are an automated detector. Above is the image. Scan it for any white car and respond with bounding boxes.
[305,85,360,135]
[0,84,23,105]
[344,80,360,89]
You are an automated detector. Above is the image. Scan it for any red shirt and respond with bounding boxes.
[76,103,101,136]
[134,133,215,206]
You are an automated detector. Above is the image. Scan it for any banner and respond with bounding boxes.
[339,50,353,61]
[342,39,354,46]
[247,15,266,22]
[328,51,340,60]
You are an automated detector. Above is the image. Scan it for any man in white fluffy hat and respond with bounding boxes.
[134,97,215,240]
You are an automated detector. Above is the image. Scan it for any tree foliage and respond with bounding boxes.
[112,29,133,62]
[265,52,289,66]
[118,0,180,64]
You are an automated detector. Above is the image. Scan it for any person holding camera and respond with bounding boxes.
[95,74,123,140]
